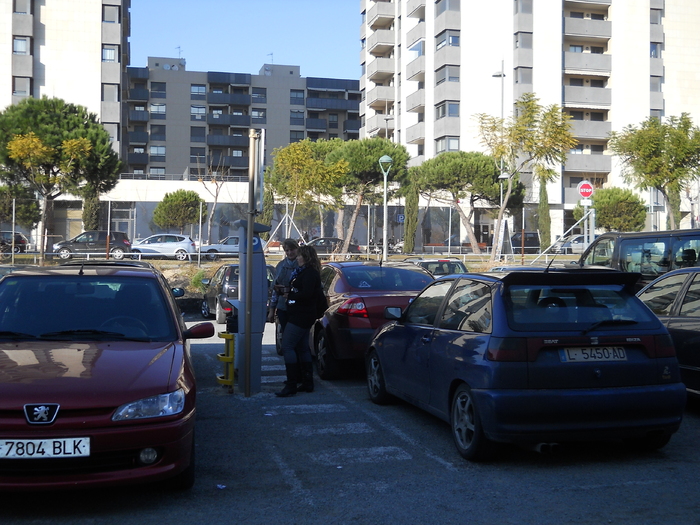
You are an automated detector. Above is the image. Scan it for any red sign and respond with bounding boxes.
[577,181,594,198]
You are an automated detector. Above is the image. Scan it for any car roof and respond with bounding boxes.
[7,264,161,279]
[442,269,641,288]
[59,260,156,269]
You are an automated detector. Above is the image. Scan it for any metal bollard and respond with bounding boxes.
[217,332,236,393]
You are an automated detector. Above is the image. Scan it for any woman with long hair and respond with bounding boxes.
[276,244,323,397]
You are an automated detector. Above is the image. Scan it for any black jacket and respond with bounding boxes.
[287,265,322,329]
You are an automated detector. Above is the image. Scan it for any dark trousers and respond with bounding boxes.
[281,321,312,365]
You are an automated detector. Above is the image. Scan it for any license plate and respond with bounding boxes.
[0,438,90,458]
[559,347,627,362]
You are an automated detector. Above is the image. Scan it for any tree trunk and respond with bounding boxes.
[454,200,481,255]
[342,193,364,253]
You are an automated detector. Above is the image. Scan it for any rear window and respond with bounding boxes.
[422,261,466,275]
[342,266,433,291]
[505,283,658,332]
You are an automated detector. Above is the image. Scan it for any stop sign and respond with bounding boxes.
[577,181,594,198]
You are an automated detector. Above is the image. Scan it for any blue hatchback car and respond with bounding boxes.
[366,270,686,461]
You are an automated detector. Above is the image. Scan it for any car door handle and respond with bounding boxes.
[421,335,432,343]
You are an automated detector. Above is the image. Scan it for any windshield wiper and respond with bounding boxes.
[39,329,127,339]
[582,319,638,335]
[0,331,36,339]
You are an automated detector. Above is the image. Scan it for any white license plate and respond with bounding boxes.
[0,438,90,458]
[559,347,627,362]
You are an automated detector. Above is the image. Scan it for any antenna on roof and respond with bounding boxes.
[176,46,183,59]
[267,52,273,64]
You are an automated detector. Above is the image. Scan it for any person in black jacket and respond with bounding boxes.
[276,244,322,397]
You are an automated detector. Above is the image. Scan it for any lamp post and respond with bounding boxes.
[499,172,510,207]
[378,155,393,262]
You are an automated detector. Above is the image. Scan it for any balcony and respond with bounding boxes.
[128,131,149,145]
[651,91,664,110]
[367,57,395,82]
[570,120,611,140]
[128,88,149,101]
[650,58,663,77]
[651,24,664,44]
[306,118,328,131]
[128,153,148,165]
[344,120,361,133]
[406,21,425,47]
[365,114,395,136]
[435,81,461,103]
[12,54,32,77]
[564,52,611,75]
[406,122,425,144]
[207,113,251,127]
[563,18,611,40]
[367,29,395,56]
[207,135,249,147]
[209,155,249,169]
[563,86,611,108]
[564,153,611,172]
[435,10,461,36]
[406,0,425,19]
[406,89,425,112]
[434,45,460,71]
[129,110,149,122]
[306,97,359,111]
[434,117,460,139]
[406,55,425,82]
[367,1,394,29]
[207,93,251,106]
[365,85,394,110]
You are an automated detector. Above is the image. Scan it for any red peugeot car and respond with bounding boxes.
[313,261,434,379]
[0,261,214,491]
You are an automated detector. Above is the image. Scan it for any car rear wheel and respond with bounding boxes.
[111,247,126,260]
[215,300,227,324]
[206,250,218,261]
[201,299,212,319]
[315,328,340,380]
[58,248,72,260]
[451,384,494,462]
[175,249,189,261]
[366,349,392,404]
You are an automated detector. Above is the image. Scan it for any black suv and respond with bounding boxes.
[0,231,29,253]
[201,263,275,324]
[53,231,132,260]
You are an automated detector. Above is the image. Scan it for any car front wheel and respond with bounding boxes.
[58,248,72,260]
[201,299,212,319]
[175,249,189,261]
[366,349,392,404]
[206,250,218,261]
[451,384,494,462]
[111,247,126,260]
[315,329,339,380]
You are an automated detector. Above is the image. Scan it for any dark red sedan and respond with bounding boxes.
[0,262,214,491]
[313,261,434,379]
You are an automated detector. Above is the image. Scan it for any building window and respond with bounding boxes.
[515,32,532,49]
[516,67,532,84]
[133,169,145,175]
[650,109,663,120]
[569,78,584,87]
[133,147,145,154]
[150,103,166,119]
[251,108,266,123]
[13,0,31,14]
[290,110,304,125]
[12,77,30,97]
[590,112,605,121]
[591,13,605,20]
[151,82,166,98]
[190,84,206,100]
[436,0,460,16]
[329,114,339,128]
[569,45,583,53]
[590,79,606,88]
[436,136,459,153]
[190,147,205,163]
[514,0,532,15]
[436,30,460,50]
[436,101,459,120]
[409,40,425,58]
[570,111,584,120]
[650,9,662,24]
[13,36,29,55]
[591,144,605,155]
[190,105,205,120]
[290,130,305,143]
[591,46,604,54]
[232,150,243,157]
[150,125,166,141]
[190,126,206,142]
[290,90,305,105]
[102,45,118,62]
[149,167,165,177]
[102,5,119,23]
[134,104,146,112]
[435,65,460,85]
[570,144,584,154]
[569,11,584,18]
[651,76,662,92]
[650,43,661,58]
[252,87,267,103]
[149,146,165,162]
[101,83,119,102]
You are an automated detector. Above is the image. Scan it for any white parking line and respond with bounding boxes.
[293,422,374,437]
[310,446,411,466]
[265,404,349,415]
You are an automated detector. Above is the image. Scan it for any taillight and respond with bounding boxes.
[337,297,368,318]
[651,334,676,358]
[487,337,529,362]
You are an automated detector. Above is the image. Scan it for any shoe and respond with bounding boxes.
[299,362,314,393]
[276,363,299,397]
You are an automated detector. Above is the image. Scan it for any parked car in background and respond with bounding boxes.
[201,263,275,324]
[52,231,131,260]
[306,237,362,257]
[131,234,196,261]
[404,257,468,276]
[552,234,596,255]
[0,261,215,490]
[0,231,29,253]
[637,267,700,395]
[510,231,540,254]
[312,261,434,379]
[201,236,267,260]
[366,269,686,461]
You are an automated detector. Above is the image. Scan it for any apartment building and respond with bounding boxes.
[359,0,700,242]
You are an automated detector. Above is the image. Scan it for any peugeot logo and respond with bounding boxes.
[24,404,60,425]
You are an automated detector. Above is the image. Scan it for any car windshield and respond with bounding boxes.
[0,276,177,341]
[504,283,658,332]
[422,261,466,275]
[343,266,432,291]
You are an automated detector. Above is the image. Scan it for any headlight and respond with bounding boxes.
[112,389,185,421]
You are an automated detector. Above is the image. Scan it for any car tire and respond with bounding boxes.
[201,299,212,319]
[315,328,340,380]
[175,249,189,261]
[131,249,141,260]
[451,384,494,462]
[206,250,218,261]
[366,349,393,405]
[111,247,126,260]
[58,248,72,260]
[215,300,227,324]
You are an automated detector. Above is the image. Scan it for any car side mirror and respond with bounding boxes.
[183,322,215,340]
[172,287,185,297]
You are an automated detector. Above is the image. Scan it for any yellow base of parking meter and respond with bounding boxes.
[217,332,236,392]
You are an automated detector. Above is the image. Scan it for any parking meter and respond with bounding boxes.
[228,219,269,394]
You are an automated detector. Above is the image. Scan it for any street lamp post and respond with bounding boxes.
[378,155,393,262]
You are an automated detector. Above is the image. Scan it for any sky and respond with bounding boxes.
[128,0,361,80]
